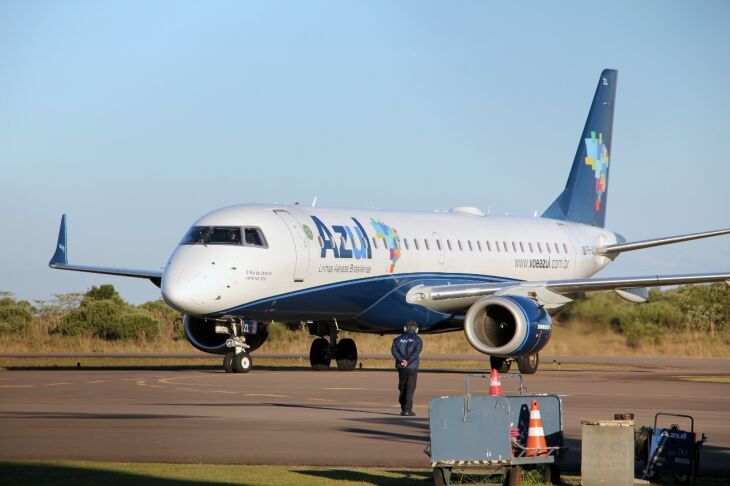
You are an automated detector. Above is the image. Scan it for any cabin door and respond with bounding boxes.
[274,210,310,282]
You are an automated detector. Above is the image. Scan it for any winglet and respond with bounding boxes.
[50,214,68,266]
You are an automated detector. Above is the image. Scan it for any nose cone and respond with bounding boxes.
[161,264,211,315]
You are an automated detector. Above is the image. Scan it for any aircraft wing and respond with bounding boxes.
[596,228,730,256]
[406,272,730,313]
[49,215,163,287]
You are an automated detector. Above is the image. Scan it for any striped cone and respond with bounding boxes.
[526,399,548,456]
[488,368,503,396]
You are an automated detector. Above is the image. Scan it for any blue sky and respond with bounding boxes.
[1,0,729,304]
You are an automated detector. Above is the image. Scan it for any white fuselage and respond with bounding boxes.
[161,204,617,331]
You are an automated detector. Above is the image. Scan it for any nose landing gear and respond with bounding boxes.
[222,319,252,373]
[307,321,358,371]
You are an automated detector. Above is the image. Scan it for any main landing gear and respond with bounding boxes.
[490,353,540,374]
[308,321,358,371]
[222,318,253,374]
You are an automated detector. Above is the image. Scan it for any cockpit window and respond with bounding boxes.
[208,227,241,244]
[181,226,210,245]
[180,226,267,247]
[244,228,265,247]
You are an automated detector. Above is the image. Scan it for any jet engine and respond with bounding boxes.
[184,315,269,355]
[463,295,552,356]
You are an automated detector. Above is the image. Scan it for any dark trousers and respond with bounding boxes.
[397,368,418,412]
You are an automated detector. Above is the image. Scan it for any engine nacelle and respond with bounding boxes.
[463,295,552,357]
[184,315,269,355]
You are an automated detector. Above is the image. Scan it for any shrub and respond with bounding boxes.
[57,300,160,340]
[0,305,33,335]
[83,284,125,306]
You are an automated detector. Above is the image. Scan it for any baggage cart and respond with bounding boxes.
[426,373,565,485]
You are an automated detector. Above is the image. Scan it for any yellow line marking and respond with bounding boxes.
[146,385,162,388]
[0,385,34,388]
[244,393,288,398]
[305,397,334,402]
[158,375,197,385]
[46,382,70,386]
[353,401,380,406]
[136,381,146,386]
[324,387,366,390]
[175,387,200,391]
[211,390,238,394]
[85,380,106,384]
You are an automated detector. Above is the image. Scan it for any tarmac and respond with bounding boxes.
[0,355,728,476]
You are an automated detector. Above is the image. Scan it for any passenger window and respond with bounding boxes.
[447,240,452,251]
[372,237,378,249]
[546,242,551,254]
[458,240,463,251]
[495,241,500,253]
[404,238,409,250]
[468,240,473,251]
[511,241,517,252]
[528,242,534,253]
[318,236,324,248]
[243,228,267,247]
[554,242,560,254]
[563,243,569,253]
[537,242,542,253]
[486,241,492,252]
[502,241,508,253]
[414,239,420,251]
[436,239,442,251]
[519,242,525,253]
[477,241,482,252]
[424,239,430,251]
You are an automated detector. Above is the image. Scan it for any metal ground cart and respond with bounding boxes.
[426,374,565,485]
[642,413,707,483]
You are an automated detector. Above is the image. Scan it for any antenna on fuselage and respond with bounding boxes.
[311,196,318,207]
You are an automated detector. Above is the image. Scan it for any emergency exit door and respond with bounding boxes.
[274,210,310,282]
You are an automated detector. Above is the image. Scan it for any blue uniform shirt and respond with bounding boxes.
[391,331,423,369]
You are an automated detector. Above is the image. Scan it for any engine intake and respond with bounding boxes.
[184,315,269,355]
[463,295,552,356]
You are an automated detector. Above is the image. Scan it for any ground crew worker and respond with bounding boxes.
[391,320,423,416]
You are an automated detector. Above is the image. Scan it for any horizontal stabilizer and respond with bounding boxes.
[597,228,730,255]
[49,214,163,287]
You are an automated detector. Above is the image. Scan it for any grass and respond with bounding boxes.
[0,460,582,485]
[675,376,730,384]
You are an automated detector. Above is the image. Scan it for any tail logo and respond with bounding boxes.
[370,218,401,273]
[584,131,609,211]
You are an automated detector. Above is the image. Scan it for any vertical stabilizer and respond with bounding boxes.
[543,69,617,227]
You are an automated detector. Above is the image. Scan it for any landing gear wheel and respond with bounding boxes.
[543,464,560,484]
[503,466,522,486]
[223,352,234,373]
[309,337,331,370]
[432,467,450,486]
[232,351,252,373]
[490,356,511,373]
[335,338,358,371]
[517,353,539,374]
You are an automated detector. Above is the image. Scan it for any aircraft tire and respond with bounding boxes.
[335,338,358,371]
[223,352,235,373]
[517,353,539,374]
[309,337,331,370]
[490,356,511,373]
[233,351,253,373]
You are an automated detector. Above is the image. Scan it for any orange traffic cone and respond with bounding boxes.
[526,399,548,456]
[489,368,503,396]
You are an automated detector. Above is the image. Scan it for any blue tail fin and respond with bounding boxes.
[543,69,617,227]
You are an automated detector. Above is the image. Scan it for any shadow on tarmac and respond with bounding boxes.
[294,468,430,485]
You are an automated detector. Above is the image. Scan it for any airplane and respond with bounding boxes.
[49,69,730,374]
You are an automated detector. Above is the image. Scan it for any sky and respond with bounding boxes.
[1,0,729,304]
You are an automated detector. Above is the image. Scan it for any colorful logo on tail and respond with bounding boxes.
[584,131,609,211]
[370,218,401,273]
